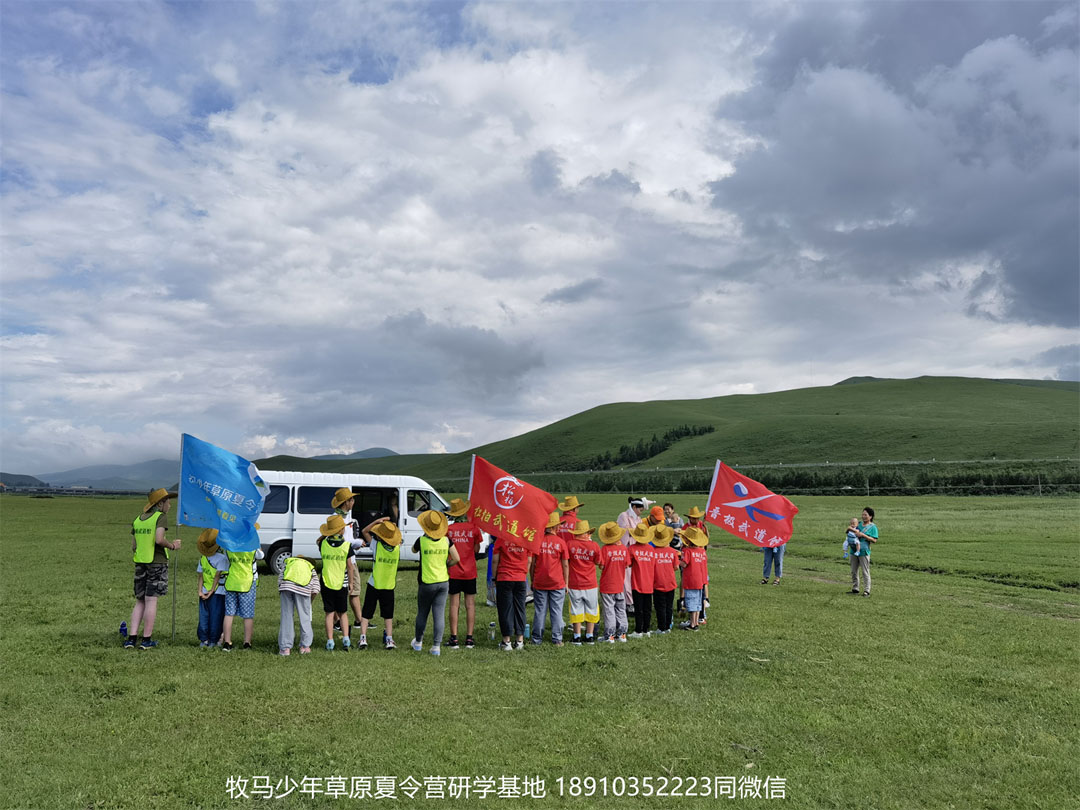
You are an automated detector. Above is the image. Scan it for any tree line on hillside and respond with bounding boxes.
[578,424,716,471]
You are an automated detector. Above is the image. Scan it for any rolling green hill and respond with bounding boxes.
[257,377,1079,487]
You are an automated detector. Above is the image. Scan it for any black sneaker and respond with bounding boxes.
[571,636,582,646]
[242,642,252,650]
[221,642,234,651]
[447,635,459,649]
[585,635,595,645]
[464,635,476,649]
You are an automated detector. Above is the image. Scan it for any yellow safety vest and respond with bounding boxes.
[419,535,449,584]
[320,536,349,590]
[132,512,165,563]
[225,550,255,592]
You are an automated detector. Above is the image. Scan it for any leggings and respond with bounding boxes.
[414,581,449,647]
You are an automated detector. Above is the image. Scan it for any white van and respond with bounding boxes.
[256,470,451,574]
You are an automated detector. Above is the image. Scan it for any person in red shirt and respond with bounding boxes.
[651,525,680,633]
[629,522,658,636]
[679,526,710,630]
[680,506,710,613]
[556,495,584,543]
[597,521,630,643]
[492,531,535,650]
[528,512,569,646]
[445,498,486,649]
[566,519,600,645]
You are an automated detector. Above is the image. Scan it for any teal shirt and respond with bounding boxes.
[857,522,879,556]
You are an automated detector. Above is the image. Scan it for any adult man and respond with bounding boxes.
[445,498,485,649]
[126,488,181,649]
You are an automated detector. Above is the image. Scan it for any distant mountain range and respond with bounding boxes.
[310,447,398,461]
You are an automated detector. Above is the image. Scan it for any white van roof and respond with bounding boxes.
[258,469,436,489]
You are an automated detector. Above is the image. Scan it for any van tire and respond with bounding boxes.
[267,542,292,576]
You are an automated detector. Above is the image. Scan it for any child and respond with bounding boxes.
[679,526,709,631]
[628,523,657,636]
[328,487,363,633]
[127,488,180,650]
[566,520,600,645]
[529,512,570,646]
[221,543,263,651]
[446,498,486,649]
[681,506,710,613]
[319,514,358,651]
[278,555,320,655]
[596,521,629,643]
[196,529,228,648]
[492,525,535,651]
[651,525,680,633]
[411,509,460,656]
[358,519,403,650]
[842,517,859,559]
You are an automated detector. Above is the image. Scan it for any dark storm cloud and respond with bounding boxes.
[711,2,1079,327]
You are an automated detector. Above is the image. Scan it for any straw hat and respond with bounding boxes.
[331,488,356,508]
[630,522,653,544]
[597,522,626,545]
[558,495,585,512]
[545,511,562,529]
[682,526,709,547]
[686,506,705,519]
[142,488,176,513]
[652,525,675,547]
[417,509,449,540]
[447,498,470,518]
[320,514,347,537]
[568,519,592,536]
[196,528,220,557]
[372,520,402,547]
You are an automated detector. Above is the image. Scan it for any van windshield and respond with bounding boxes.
[407,489,448,517]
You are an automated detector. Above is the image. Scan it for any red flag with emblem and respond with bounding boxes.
[467,455,558,544]
[705,460,798,547]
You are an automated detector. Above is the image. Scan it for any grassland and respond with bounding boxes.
[2,493,1078,809]
[256,377,1080,486]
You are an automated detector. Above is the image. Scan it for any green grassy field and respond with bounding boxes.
[2,493,1078,809]
[256,377,1080,483]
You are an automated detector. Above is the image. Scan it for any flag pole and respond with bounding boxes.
[172,435,185,640]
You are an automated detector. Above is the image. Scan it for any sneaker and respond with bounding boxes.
[530,638,543,645]
[342,636,351,651]
[385,637,396,650]
[513,641,524,650]
[571,636,582,646]
[499,641,513,651]
[431,646,441,657]
[199,640,210,648]
[553,640,564,647]
[603,636,615,644]
[447,635,459,649]
[698,617,707,625]
[485,599,497,607]
[123,637,136,649]
[325,639,335,651]
[138,638,158,650]
[679,621,692,630]
[279,648,291,656]
[410,638,422,652]
[242,642,252,650]
[850,589,860,595]
[772,579,781,586]
[585,635,595,645]
[629,632,643,639]
[299,646,311,654]
[464,635,476,649]
[357,635,368,650]
[863,591,871,598]
[221,641,234,651]
[618,634,628,643]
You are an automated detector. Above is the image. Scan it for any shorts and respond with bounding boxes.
[449,578,477,596]
[224,586,256,619]
[361,585,395,620]
[568,587,600,624]
[684,588,703,613]
[134,563,169,599]
[348,575,363,598]
[321,586,348,615]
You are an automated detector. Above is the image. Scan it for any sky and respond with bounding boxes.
[1,1,1077,475]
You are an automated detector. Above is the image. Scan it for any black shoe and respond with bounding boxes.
[222,642,234,651]
[571,636,582,646]
[242,642,252,649]
[585,635,595,645]
[447,635,459,649]
[465,635,475,648]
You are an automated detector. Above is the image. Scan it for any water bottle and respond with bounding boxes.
[119,621,127,637]
[524,623,531,640]
[487,622,496,641]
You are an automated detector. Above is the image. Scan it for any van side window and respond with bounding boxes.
[407,489,449,517]
[297,486,341,514]
[262,485,290,514]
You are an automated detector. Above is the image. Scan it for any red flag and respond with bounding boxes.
[705,460,798,547]
[467,455,558,544]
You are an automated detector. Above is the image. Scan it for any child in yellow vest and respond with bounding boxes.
[278,556,321,655]
[358,520,403,650]
[196,529,228,647]
[319,514,359,651]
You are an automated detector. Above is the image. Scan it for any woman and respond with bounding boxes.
[849,507,879,597]
[410,510,460,656]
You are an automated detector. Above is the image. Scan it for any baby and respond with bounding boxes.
[842,518,859,558]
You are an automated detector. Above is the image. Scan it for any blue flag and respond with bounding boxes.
[178,434,268,552]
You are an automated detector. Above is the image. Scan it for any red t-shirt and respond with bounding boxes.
[653,546,680,592]
[566,537,599,589]
[531,534,569,590]
[447,521,485,580]
[681,546,709,589]
[556,511,579,544]
[493,536,533,582]
[597,543,630,594]
[629,544,657,593]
